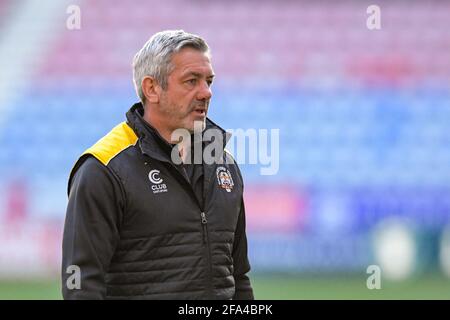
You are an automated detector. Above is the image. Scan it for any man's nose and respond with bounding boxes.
[197,81,212,101]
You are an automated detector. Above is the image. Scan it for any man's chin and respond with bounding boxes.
[189,118,206,133]
[172,118,206,135]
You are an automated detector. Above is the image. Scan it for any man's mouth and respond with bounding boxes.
[193,108,206,117]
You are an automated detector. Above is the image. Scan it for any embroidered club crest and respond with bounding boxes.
[216,166,234,193]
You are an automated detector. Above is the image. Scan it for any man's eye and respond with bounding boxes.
[186,79,197,85]
[207,80,213,87]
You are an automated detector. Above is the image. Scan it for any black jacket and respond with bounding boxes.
[61,103,254,300]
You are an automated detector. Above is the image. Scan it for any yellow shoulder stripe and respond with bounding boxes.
[82,121,138,166]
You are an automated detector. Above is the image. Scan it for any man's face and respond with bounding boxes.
[158,47,214,133]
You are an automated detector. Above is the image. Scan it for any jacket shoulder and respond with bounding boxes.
[67,122,138,195]
[83,121,138,166]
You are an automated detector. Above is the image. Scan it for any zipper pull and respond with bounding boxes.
[200,212,207,244]
[200,212,207,224]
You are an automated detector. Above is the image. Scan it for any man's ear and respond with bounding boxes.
[142,76,161,104]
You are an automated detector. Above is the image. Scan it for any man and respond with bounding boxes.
[61,30,254,300]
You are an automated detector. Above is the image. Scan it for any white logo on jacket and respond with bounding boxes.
[148,169,168,193]
[216,167,234,193]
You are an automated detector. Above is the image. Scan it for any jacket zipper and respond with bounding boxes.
[200,211,214,297]
[144,154,214,297]
[200,212,208,243]
[166,161,215,296]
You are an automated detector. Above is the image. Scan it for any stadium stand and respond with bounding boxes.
[0,0,449,275]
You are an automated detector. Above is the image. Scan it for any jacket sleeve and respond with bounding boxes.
[61,156,124,299]
[232,196,254,300]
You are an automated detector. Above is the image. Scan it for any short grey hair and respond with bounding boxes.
[132,30,210,104]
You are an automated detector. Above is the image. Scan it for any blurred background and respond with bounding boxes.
[0,0,450,299]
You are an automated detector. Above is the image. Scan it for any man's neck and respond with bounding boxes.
[142,110,174,144]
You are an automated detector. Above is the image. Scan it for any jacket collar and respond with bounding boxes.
[126,102,231,164]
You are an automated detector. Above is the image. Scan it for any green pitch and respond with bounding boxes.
[251,273,450,300]
[0,274,449,300]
